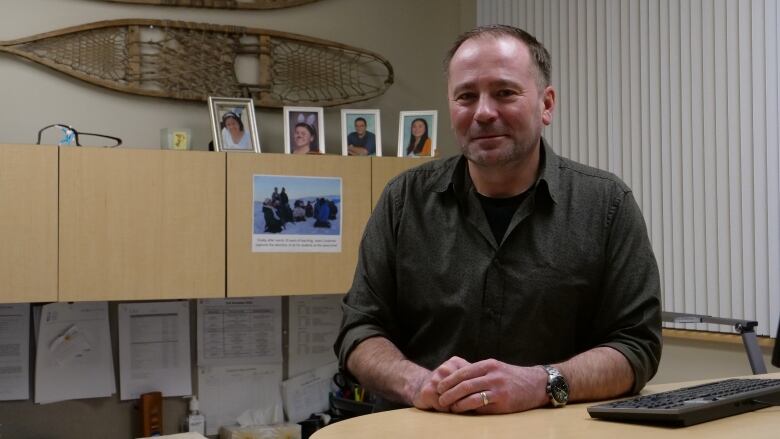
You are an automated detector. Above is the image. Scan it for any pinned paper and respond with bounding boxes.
[49,325,91,366]
[35,302,115,404]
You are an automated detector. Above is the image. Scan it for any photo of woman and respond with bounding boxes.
[207,97,261,152]
[405,118,431,156]
[220,111,251,150]
[397,111,437,157]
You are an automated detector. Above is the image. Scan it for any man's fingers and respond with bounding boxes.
[437,360,492,394]
[448,390,495,413]
[438,376,490,406]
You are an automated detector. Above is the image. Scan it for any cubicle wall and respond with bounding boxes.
[0,145,58,302]
[58,148,226,301]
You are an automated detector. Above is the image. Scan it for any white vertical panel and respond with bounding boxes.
[751,0,769,335]
[637,0,649,211]
[546,0,558,149]
[690,0,708,330]
[668,0,686,317]
[569,1,580,161]
[680,0,698,326]
[738,0,756,323]
[576,0,587,164]
[586,0,598,167]
[659,0,674,313]
[767,0,780,339]
[476,0,779,336]
[629,0,643,205]
[619,0,631,181]
[647,0,663,276]
[606,0,620,176]
[701,0,720,332]
[714,0,732,330]
[596,0,608,171]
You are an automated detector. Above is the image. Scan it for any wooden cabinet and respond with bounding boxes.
[227,154,371,297]
[0,146,433,302]
[59,148,225,301]
[0,145,58,303]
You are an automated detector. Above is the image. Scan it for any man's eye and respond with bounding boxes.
[455,93,476,102]
[496,89,518,98]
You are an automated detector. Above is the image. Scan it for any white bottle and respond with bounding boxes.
[185,396,206,435]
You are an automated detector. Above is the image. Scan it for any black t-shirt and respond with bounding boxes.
[476,190,530,244]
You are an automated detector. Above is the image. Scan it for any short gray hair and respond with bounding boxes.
[443,24,552,88]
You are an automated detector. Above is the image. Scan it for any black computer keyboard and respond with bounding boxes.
[587,378,780,427]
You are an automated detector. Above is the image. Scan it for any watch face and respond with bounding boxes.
[550,375,569,403]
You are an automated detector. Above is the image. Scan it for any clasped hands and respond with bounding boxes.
[411,356,549,414]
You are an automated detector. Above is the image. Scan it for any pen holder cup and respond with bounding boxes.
[329,393,374,419]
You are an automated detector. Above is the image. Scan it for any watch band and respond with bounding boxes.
[541,365,569,407]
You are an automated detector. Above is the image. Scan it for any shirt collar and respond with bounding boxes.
[426,138,560,205]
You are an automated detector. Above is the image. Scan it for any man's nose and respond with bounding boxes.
[473,94,498,122]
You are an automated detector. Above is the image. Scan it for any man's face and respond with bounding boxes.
[355,120,367,136]
[447,36,555,167]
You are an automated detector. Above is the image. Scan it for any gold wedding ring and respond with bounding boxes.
[480,391,489,407]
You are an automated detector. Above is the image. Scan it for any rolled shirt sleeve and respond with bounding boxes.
[592,190,662,393]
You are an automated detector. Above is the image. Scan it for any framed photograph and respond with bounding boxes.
[283,106,326,155]
[208,97,261,152]
[341,109,381,156]
[397,110,437,157]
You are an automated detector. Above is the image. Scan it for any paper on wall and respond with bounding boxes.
[34,302,115,403]
[118,301,191,400]
[288,295,342,377]
[197,363,283,436]
[0,303,30,401]
[197,298,282,366]
[281,362,338,423]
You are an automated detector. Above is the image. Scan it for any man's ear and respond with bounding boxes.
[542,86,556,126]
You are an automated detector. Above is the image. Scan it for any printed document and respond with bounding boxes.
[288,295,342,377]
[197,363,283,435]
[0,303,30,401]
[197,298,282,366]
[281,361,338,423]
[118,301,191,400]
[34,302,115,403]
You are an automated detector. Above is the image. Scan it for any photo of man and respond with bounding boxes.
[341,109,381,156]
[347,117,376,156]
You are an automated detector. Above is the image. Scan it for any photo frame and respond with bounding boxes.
[208,97,261,153]
[340,109,381,156]
[397,110,437,157]
[283,106,326,155]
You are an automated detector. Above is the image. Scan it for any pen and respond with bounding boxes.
[354,386,364,402]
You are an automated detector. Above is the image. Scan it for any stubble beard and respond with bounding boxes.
[460,139,536,169]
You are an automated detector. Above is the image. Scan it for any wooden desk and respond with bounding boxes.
[311,373,780,438]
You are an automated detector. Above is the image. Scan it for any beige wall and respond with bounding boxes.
[0,0,476,156]
[651,337,779,385]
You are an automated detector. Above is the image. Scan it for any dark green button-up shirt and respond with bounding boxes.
[336,140,662,395]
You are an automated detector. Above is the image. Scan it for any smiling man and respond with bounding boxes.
[335,25,662,414]
[347,117,377,156]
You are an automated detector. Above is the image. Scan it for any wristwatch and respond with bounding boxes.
[540,365,569,407]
